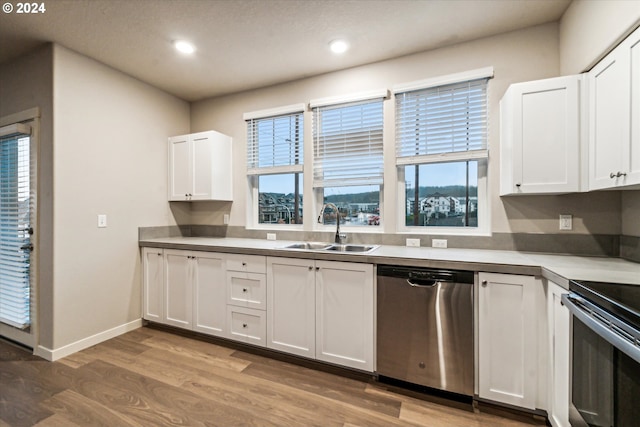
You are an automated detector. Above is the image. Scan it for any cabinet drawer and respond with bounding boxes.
[226,254,266,274]
[227,271,266,309]
[227,306,266,347]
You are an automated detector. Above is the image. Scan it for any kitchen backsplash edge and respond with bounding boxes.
[139,226,638,261]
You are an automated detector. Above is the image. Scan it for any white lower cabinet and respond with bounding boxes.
[192,252,226,337]
[267,257,316,358]
[315,260,374,371]
[548,281,570,427]
[478,272,537,409]
[227,305,266,346]
[267,257,374,372]
[226,254,267,347]
[142,247,164,322]
[164,250,193,329]
[162,249,226,335]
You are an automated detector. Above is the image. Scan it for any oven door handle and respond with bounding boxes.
[562,293,640,364]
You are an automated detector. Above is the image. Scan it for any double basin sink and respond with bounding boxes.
[284,242,379,254]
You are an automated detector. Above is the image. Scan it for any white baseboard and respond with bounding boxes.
[35,319,143,361]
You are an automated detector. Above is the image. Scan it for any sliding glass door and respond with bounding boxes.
[0,125,34,347]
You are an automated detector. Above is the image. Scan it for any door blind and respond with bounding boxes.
[246,112,303,175]
[396,79,488,165]
[312,98,384,187]
[0,132,32,329]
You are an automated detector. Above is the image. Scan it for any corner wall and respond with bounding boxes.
[49,45,190,355]
[559,0,640,74]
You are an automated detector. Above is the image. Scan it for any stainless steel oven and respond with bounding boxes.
[561,280,640,427]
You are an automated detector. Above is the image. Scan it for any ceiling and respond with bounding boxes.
[0,0,572,102]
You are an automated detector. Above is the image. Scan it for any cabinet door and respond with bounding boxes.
[164,250,192,329]
[267,257,315,358]
[209,131,233,201]
[191,132,213,200]
[168,135,191,201]
[504,76,581,194]
[191,130,233,201]
[227,271,267,309]
[588,46,629,190]
[192,252,226,337]
[315,261,374,372]
[548,281,570,427]
[142,248,164,322]
[227,305,266,347]
[478,272,536,409]
[627,29,640,186]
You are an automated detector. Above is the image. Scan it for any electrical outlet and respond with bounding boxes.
[406,238,420,247]
[266,233,276,241]
[97,214,107,228]
[559,214,572,230]
[223,214,229,224]
[432,239,448,248]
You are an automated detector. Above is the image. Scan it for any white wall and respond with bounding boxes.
[559,0,640,74]
[51,45,190,351]
[191,23,622,236]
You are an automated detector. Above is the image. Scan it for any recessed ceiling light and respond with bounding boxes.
[329,39,349,54]
[174,40,195,55]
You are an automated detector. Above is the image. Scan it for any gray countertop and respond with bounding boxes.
[139,236,640,289]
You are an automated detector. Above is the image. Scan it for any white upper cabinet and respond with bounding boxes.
[168,130,233,201]
[500,75,583,195]
[588,27,640,190]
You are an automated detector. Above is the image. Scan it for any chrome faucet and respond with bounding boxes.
[318,202,347,244]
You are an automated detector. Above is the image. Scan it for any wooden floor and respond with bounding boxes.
[1,327,540,427]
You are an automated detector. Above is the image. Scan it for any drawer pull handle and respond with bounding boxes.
[242,323,248,328]
[482,280,488,286]
[242,262,247,267]
[242,288,247,293]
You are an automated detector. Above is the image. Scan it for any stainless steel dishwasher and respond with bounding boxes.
[376,265,474,396]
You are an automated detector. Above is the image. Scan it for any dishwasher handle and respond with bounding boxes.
[407,278,439,287]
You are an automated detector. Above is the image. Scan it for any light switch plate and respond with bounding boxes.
[406,238,420,247]
[432,239,448,248]
[223,214,229,224]
[266,233,276,241]
[97,214,107,228]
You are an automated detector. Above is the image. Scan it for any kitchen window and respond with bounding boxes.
[311,92,385,228]
[245,105,304,226]
[394,68,492,233]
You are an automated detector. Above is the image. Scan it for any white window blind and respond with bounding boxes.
[0,131,32,329]
[246,112,303,175]
[396,78,488,165]
[312,98,384,187]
